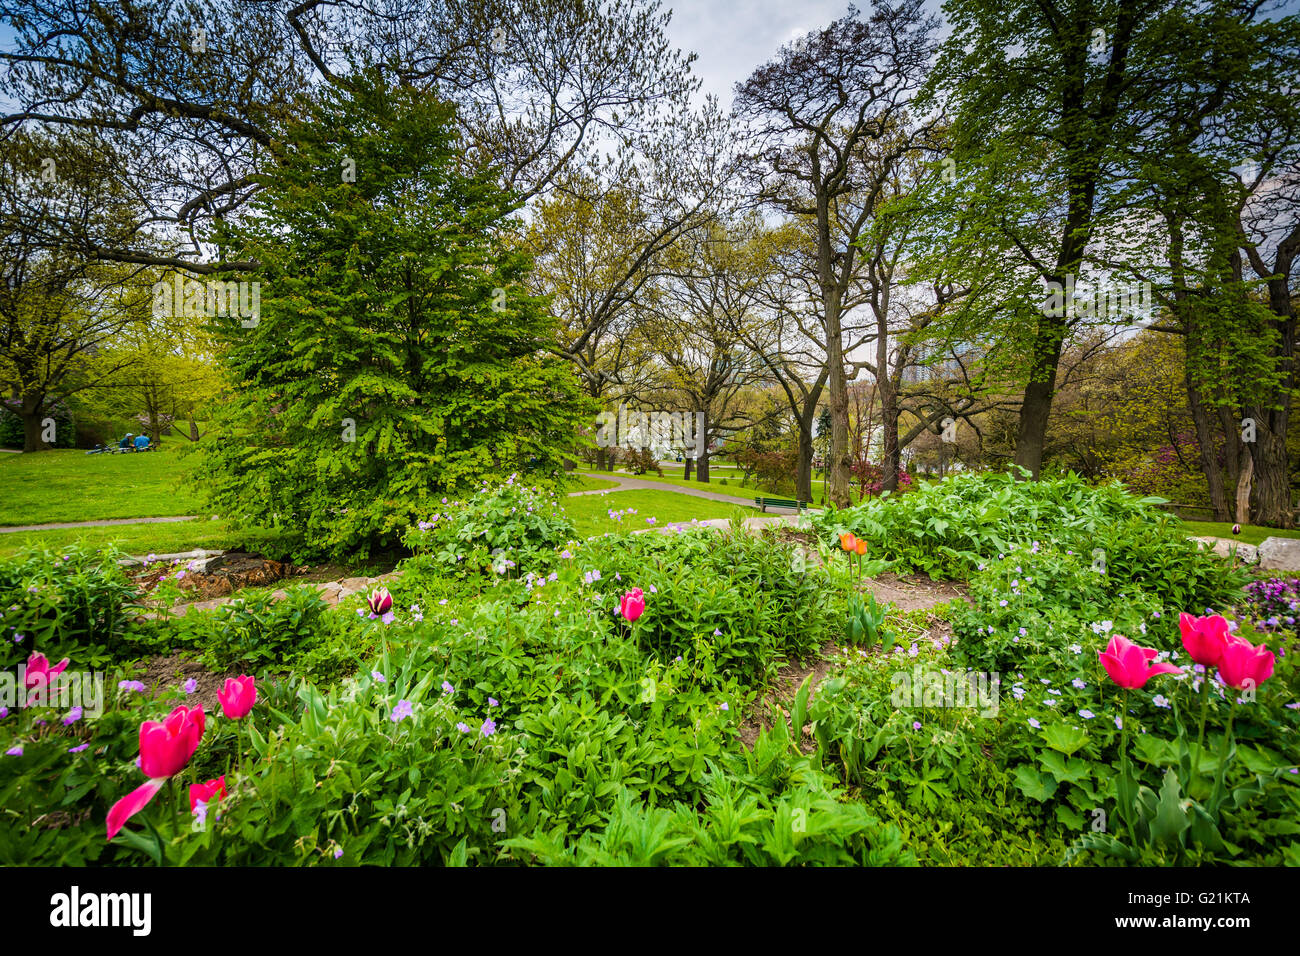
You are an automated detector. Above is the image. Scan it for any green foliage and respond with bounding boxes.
[403,478,575,576]
[195,75,595,560]
[0,545,154,669]
[812,469,1228,582]
[176,585,336,675]
[0,529,900,866]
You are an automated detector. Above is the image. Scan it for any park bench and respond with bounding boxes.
[754,496,807,513]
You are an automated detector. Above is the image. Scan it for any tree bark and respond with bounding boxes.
[695,409,710,483]
[1235,448,1253,526]
[20,392,49,453]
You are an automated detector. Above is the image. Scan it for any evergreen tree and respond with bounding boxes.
[198,76,593,559]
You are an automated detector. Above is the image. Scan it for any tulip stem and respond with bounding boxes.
[1210,699,1236,814]
[1118,695,1137,849]
[1194,674,1210,777]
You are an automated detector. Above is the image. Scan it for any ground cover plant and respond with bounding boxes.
[2,474,1297,867]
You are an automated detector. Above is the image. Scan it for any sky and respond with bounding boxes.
[660,0,950,107]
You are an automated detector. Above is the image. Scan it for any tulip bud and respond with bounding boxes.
[367,587,393,615]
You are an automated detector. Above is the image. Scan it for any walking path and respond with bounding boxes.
[0,515,199,533]
[571,472,805,511]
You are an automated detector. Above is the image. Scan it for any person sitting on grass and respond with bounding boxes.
[118,433,134,452]
[133,433,150,452]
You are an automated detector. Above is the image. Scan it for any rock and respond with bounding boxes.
[1191,536,1259,564]
[337,577,370,598]
[1258,536,1300,571]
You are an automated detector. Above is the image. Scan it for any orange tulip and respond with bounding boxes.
[854,539,867,556]
[839,532,856,551]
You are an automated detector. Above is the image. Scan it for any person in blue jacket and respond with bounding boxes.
[133,434,151,452]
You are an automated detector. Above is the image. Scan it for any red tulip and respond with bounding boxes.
[23,652,70,703]
[1098,634,1182,690]
[1217,636,1274,691]
[1179,613,1231,668]
[189,775,227,813]
[107,705,206,841]
[217,676,257,719]
[367,587,393,615]
[619,588,645,623]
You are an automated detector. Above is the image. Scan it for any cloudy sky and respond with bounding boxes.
[661,0,950,107]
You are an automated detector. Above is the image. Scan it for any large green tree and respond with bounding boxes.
[197,77,593,559]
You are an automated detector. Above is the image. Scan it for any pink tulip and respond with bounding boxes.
[619,588,645,623]
[367,587,393,615]
[23,652,70,703]
[189,775,227,813]
[217,676,257,719]
[1098,634,1182,690]
[107,705,206,841]
[1179,613,1231,668]
[1217,636,1274,691]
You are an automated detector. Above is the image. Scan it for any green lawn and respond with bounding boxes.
[0,447,201,525]
[562,489,756,538]
[582,468,862,504]
[560,473,619,493]
[1180,520,1300,546]
[0,518,293,560]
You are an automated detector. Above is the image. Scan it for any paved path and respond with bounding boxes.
[0,515,198,533]
[569,472,807,511]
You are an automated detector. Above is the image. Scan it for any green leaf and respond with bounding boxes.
[1041,722,1088,757]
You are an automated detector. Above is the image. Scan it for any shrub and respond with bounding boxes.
[403,477,575,576]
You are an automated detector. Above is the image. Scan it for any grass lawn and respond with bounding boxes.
[562,489,756,538]
[582,468,863,504]
[0,447,201,525]
[560,473,619,493]
[0,519,292,561]
[1180,520,1300,546]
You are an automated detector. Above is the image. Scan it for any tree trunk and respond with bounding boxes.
[1249,278,1296,528]
[1235,448,1253,526]
[795,421,814,503]
[695,410,710,483]
[20,392,49,453]
[1013,310,1067,478]
[880,379,900,493]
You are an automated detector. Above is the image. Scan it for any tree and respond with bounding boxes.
[196,77,594,559]
[0,130,147,450]
[641,216,777,482]
[926,0,1224,477]
[735,2,939,507]
[1,0,698,269]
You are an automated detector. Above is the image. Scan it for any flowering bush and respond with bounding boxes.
[403,476,576,576]
[849,459,913,498]
[1242,576,1300,640]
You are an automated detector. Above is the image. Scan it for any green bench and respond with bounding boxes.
[754,497,807,513]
